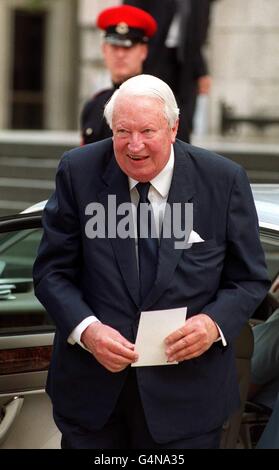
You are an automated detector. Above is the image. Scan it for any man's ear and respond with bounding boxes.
[101,42,107,55]
[141,44,148,62]
[171,119,179,143]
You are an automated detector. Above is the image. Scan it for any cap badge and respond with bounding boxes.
[115,22,129,35]
[85,128,93,136]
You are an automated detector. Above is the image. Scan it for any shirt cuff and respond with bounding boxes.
[67,316,100,350]
[214,323,227,347]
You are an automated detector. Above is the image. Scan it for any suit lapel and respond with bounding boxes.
[141,141,196,310]
[98,154,140,308]
[97,141,196,311]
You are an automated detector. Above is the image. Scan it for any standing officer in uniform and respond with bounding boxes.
[123,0,216,142]
[81,5,157,145]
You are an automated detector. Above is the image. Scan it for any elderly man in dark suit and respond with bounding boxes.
[33,74,269,449]
[124,0,216,142]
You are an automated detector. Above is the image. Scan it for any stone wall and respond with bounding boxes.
[79,0,279,138]
[1,0,278,137]
[209,0,279,136]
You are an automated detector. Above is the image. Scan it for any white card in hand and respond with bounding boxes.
[132,307,187,367]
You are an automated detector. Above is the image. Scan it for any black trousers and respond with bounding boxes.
[58,370,222,449]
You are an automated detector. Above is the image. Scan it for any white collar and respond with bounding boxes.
[128,145,174,198]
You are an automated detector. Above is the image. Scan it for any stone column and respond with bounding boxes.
[44,0,79,130]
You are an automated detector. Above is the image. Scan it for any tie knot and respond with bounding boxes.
[136,182,151,203]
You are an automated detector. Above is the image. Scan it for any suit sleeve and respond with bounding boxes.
[33,153,96,340]
[203,166,270,342]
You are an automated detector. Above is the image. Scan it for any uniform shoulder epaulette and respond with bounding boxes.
[81,87,114,143]
[90,88,113,102]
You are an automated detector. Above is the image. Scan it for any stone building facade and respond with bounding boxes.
[210,0,279,136]
[0,0,278,137]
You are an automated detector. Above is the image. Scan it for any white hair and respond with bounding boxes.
[104,74,180,129]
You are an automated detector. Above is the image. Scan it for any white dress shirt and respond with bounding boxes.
[68,146,226,347]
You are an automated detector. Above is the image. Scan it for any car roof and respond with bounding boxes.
[251,184,279,232]
[20,200,47,214]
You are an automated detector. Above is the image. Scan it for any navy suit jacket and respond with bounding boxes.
[33,139,269,443]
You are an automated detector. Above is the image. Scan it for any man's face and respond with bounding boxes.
[112,96,178,182]
[102,43,148,84]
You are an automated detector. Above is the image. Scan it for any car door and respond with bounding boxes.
[259,225,279,314]
[0,213,60,449]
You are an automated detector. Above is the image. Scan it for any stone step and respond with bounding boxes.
[217,151,279,173]
[0,132,278,219]
[0,177,54,203]
[192,137,279,183]
[0,132,76,218]
[0,157,57,180]
[0,131,80,159]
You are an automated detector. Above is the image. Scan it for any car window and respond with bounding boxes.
[0,228,54,335]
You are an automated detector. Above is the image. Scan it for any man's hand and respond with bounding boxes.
[81,322,138,373]
[197,75,211,95]
[165,314,219,362]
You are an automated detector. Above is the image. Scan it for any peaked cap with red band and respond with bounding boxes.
[97,5,157,48]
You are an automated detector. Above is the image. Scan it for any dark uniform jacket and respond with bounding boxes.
[80,87,116,145]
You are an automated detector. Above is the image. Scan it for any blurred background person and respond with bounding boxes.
[80,5,157,145]
[249,308,279,414]
[123,0,217,142]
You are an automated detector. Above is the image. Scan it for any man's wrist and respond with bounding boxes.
[81,321,101,346]
[67,316,100,347]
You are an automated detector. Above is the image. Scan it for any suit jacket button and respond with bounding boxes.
[85,127,93,136]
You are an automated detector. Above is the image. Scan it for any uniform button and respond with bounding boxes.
[85,128,93,136]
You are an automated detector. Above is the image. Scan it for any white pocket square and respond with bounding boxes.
[188,230,204,243]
